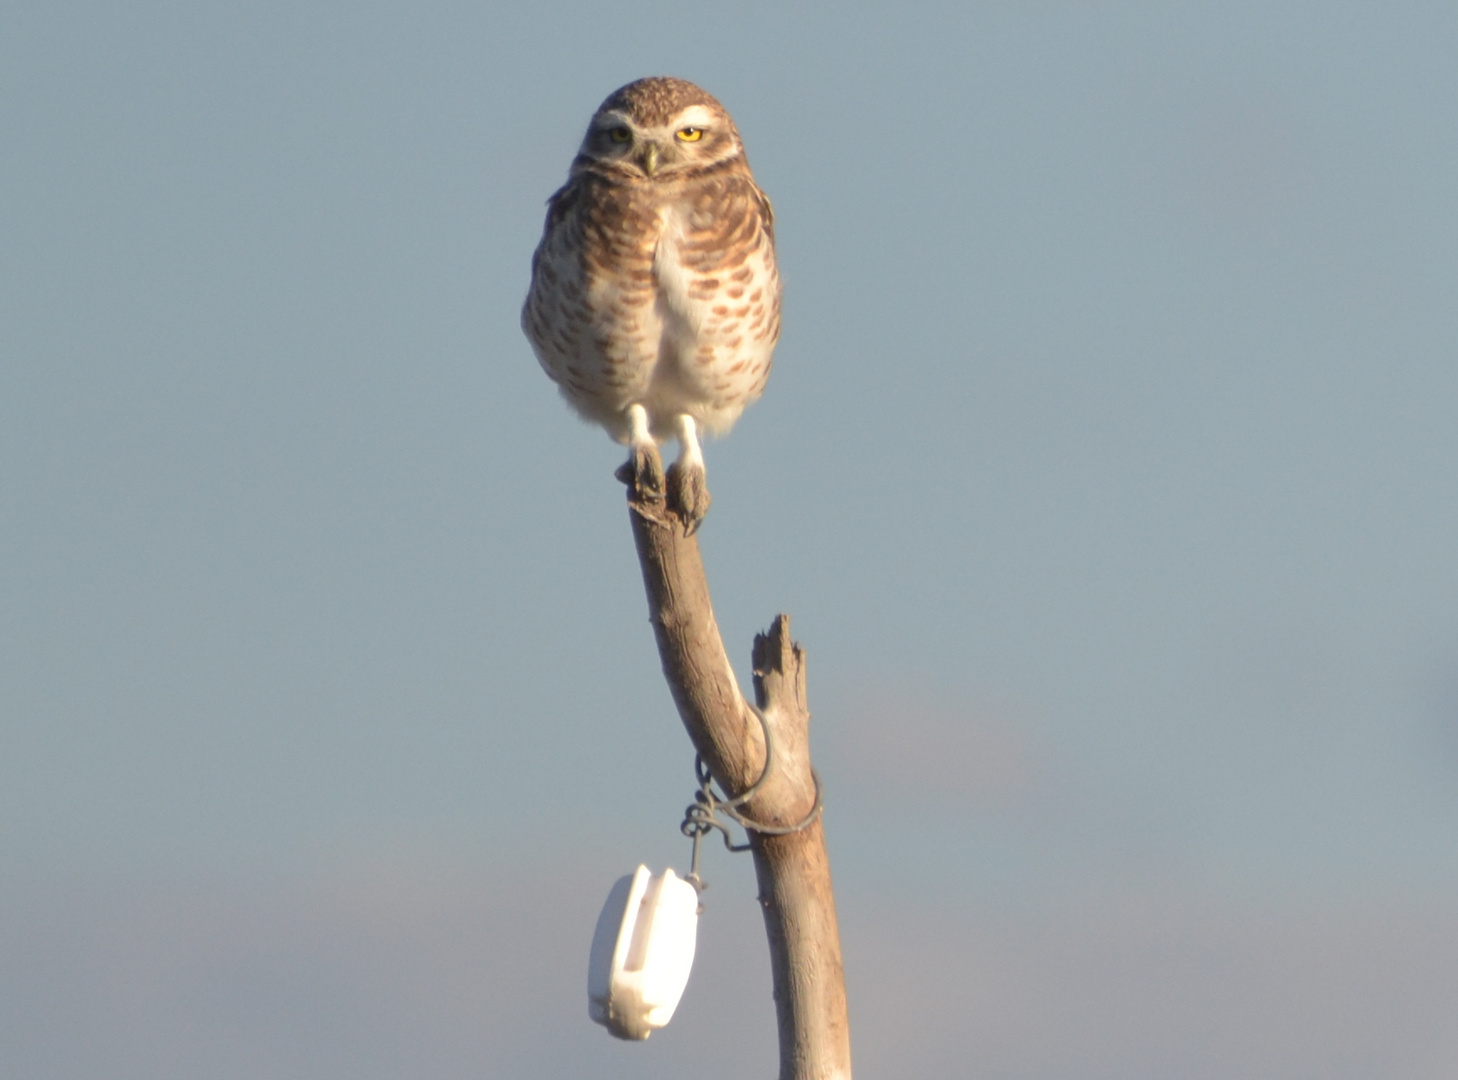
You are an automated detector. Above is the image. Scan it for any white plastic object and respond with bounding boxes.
[587,865,699,1040]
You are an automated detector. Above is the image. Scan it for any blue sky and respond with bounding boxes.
[3,2,1457,1076]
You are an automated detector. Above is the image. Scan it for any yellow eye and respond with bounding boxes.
[609,126,631,144]
[676,127,704,142]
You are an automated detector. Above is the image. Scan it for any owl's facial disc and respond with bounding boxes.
[584,104,736,179]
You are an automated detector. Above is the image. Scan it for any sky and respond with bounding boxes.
[3,1,1458,1076]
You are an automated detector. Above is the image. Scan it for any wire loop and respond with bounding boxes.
[680,703,824,891]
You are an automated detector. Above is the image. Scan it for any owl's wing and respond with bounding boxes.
[753,185,775,245]
[530,180,580,274]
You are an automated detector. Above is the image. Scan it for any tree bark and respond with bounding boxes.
[624,467,852,1080]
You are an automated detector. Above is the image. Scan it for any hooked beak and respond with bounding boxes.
[640,142,659,177]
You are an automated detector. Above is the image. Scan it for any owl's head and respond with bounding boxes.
[576,77,744,181]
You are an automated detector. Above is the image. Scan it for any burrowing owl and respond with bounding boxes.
[522,77,780,530]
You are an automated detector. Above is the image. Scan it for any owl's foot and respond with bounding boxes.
[667,413,710,533]
[615,442,666,500]
[667,461,711,534]
[615,404,665,501]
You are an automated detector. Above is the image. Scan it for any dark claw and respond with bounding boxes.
[617,443,666,501]
[667,462,711,534]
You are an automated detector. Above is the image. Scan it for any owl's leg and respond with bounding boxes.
[668,413,711,532]
[614,402,665,500]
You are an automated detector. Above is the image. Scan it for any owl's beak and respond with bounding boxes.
[640,142,659,177]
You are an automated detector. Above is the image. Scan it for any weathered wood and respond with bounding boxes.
[624,460,852,1080]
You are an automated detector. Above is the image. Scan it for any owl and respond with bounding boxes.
[522,77,780,530]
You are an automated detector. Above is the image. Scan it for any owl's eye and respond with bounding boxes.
[675,127,704,142]
[609,126,631,144]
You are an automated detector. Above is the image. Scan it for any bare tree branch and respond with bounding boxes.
[623,461,852,1080]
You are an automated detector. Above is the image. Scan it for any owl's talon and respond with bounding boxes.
[668,462,711,533]
[619,444,666,502]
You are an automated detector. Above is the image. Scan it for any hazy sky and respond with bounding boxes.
[4,2,1458,1077]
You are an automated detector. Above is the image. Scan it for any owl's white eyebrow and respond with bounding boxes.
[672,106,717,128]
[593,111,634,129]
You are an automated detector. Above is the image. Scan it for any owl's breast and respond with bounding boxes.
[649,192,780,434]
[521,180,670,436]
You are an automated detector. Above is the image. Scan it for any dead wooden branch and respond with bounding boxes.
[623,460,852,1080]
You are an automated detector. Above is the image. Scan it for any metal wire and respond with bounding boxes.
[680,703,824,891]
